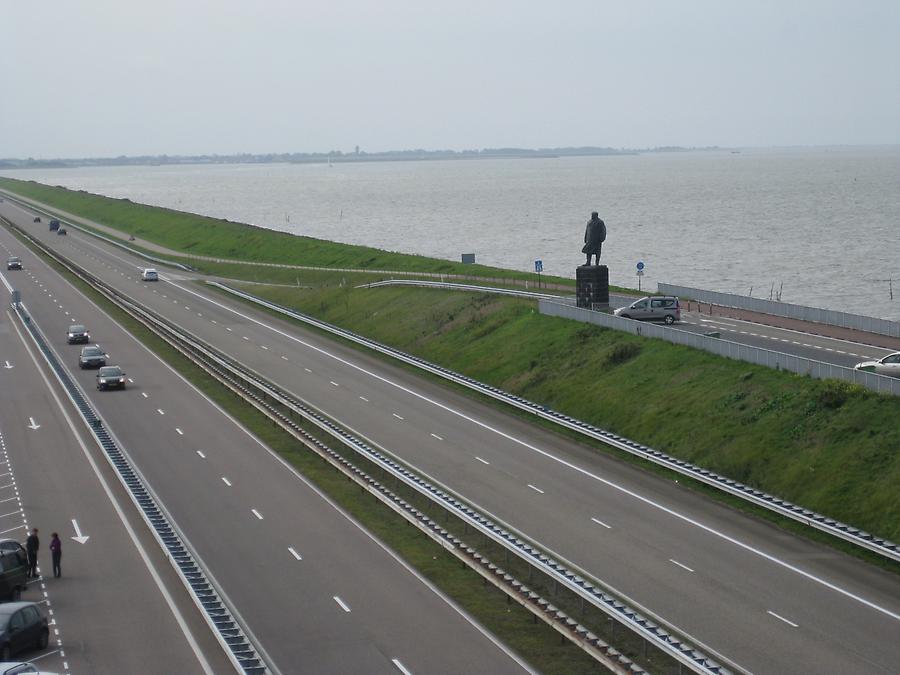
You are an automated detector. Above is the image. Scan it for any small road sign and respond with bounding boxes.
[535,260,543,273]
[636,261,645,271]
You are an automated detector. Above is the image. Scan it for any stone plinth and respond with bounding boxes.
[576,265,609,309]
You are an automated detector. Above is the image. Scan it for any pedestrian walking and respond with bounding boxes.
[25,528,39,578]
[49,533,62,578]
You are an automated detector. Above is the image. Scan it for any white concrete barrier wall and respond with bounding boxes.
[538,300,900,396]
[657,282,900,338]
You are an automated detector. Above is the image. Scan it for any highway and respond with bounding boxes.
[0,217,531,673]
[3,199,900,673]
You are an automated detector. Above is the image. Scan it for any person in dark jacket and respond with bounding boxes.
[49,533,62,578]
[582,211,607,266]
[25,528,39,578]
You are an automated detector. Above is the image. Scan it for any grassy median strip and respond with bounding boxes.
[7,226,618,675]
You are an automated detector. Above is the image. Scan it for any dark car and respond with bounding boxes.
[48,220,59,231]
[96,365,126,391]
[32,217,40,224]
[5,258,21,271]
[79,345,107,369]
[56,228,67,236]
[65,324,90,344]
[0,544,27,602]
[0,603,49,661]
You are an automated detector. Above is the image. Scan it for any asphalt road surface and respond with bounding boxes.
[0,222,530,672]
[3,199,900,673]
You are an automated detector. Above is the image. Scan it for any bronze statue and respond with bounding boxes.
[582,211,606,265]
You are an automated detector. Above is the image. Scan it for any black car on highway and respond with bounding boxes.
[79,344,107,369]
[0,544,27,602]
[0,602,49,661]
[32,217,40,224]
[66,324,90,344]
[56,228,67,236]
[5,257,21,271]
[48,220,59,231]
[96,365,127,390]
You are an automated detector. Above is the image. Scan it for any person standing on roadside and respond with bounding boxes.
[49,533,62,578]
[25,528,39,578]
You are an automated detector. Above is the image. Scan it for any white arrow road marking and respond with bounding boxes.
[3,361,12,369]
[71,519,89,544]
[27,418,40,430]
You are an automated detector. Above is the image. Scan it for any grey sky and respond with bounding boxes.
[3,0,898,158]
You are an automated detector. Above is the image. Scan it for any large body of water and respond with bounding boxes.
[4,146,899,318]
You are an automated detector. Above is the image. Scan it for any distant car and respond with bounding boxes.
[48,220,59,231]
[0,545,27,602]
[32,217,40,224]
[141,268,158,281]
[56,228,66,236]
[614,295,681,325]
[854,352,900,378]
[5,257,21,271]
[66,324,90,344]
[96,365,127,391]
[0,602,49,661]
[78,344,107,369]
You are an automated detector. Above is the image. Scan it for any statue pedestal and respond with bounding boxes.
[576,265,609,309]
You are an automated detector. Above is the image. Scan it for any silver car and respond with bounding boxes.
[614,295,681,325]
[854,352,900,378]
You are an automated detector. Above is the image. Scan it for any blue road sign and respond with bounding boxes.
[535,259,543,273]
[636,261,645,271]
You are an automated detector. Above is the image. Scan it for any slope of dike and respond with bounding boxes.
[2,177,898,556]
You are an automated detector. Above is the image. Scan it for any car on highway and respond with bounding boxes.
[0,603,49,661]
[96,365,127,391]
[854,352,900,378]
[614,295,681,324]
[0,545,27,602]
[141,268,159,281]
[48,220,59,231]
[5,258,21,271]
[78,345,107,369]
[32,217,40,224]
[65,324,90,344]
[56,228,66,236]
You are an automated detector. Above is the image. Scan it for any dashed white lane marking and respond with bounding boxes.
[392,659,413,675]
[304,367,312,373]
[475,456,490,465]
[527,484,544,494]
[141,392,148,398]
[591,517,612,529]
[175,428,184,436]
[430,433,442,440]
[392,413,404,420]
[288,547,302,561]
[333,596,351,612]
[127,378,134,383]
[767,610,799,628]
[196,451,206,459]
[251,509,264,520]
[157,409,165,415]
[359,396,369,402]
[669,559,695,573]
[226,327,232,332]
[330,381,339,387]
[242,336,250,341]
[260,345,268,350]
[280,355,289,361]
[221,477,232,487]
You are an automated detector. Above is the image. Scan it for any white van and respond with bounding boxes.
[141,268,159,282]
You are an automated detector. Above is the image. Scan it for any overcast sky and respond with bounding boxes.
[2,1,898,158]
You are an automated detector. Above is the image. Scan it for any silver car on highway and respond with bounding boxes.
[854,352,900,377]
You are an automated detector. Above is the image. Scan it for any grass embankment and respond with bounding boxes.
[231,283,900,547]
[0,177,577,287]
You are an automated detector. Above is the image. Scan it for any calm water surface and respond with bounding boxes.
[4,147,899,318]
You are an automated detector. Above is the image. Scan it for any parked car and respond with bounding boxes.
[32,217,40,224]
[96,365,127,391]
[613,296,681,325]
[141,268,159,281]
[0,545,27,602]
[65,324,90,344]
[854,352,900,378]
[5,258,21,271]
[56,228,66,236]
[0,603,49,661]
[78,345,107,369]
[48,220,59,231]
[0,663,60,675]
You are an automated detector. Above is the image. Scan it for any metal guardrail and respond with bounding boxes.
[210,282,900,565]
[359,278,569,300]
[0,190,194,272]
[541,300,900,397]
[8,298,264,674]
[6,218,731,673]
[659,282,900,338]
